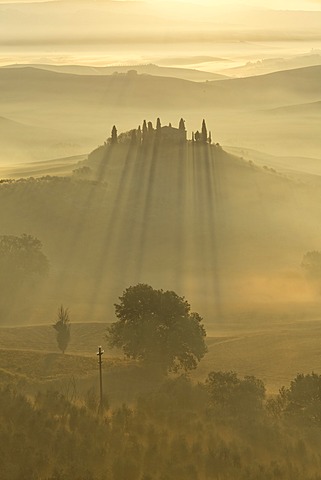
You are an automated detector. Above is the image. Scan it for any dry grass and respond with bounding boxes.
[2,319,321,395]
[0,322,109,355]
[192,318,321,393]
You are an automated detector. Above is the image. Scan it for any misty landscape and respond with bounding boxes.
[1,0,321,479]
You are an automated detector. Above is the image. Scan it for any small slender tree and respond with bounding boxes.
[201,119,208,143]
[156,117,161,130]
[148,121,154,133]
[142,120,148,142]
[137,125,142,144]
[53,305,71,354]
[179,118,186,142]
[179,118,185,131]
[111,125,118,144]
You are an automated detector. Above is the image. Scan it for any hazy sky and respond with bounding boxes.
[0,0,320,7]
[1,0,321,68]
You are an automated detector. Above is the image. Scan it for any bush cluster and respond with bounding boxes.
[2,372,321,480]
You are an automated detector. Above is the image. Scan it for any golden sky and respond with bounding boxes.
[0,0,319,7]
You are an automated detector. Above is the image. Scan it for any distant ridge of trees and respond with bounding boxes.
[107,118,214,146]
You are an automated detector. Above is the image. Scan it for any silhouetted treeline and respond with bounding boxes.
[107,118,212,146]
[2,371,321,479]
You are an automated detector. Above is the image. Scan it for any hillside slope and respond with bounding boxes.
[1,65,320,111]
[0,138,320,325]
[0,115,76,163]
[3,63,227,82]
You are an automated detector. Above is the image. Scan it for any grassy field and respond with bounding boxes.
[1,319,321,398]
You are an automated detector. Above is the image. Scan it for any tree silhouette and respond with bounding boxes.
[0,234,49,288]
[178,118,186,142]
[106,284,207,374]
[201,119,208,143]
[53,305,71,354]
[179,118,185,131]
[111,125,118,144]
[206,371,265,416]
[142,120,148,142]
[269,373,321,425]
[148,121,154,134]
[137,125,142,144]
[0,234,49,322]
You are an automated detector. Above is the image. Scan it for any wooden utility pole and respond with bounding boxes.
[96,346,104,414]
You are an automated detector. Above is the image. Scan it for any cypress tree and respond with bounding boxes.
[142,120,148,142]
[179,118,186,142]
[148,121,154,133]
[201,119,207,143]
[137,125,142,144]
[111,125,118,144]
[53,305,71,354]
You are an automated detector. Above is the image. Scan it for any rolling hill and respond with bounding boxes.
[0,65,320,162]
[0,114,82,163]
[266,100,321,116]
[210,65,321,108]
[1,64,320,111]
[221,52,321,78]
[3,63,227,82]
[224,146,321,178]
[0,154,86,179]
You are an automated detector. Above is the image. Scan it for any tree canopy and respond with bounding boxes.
[301,250,321,278]
[205,371,266,416]
[0,233,49,285]
[268,373,321,425]
[106,284,207,374]
[0,234,49,321]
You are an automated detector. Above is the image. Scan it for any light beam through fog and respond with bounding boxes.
[2,0,321,477]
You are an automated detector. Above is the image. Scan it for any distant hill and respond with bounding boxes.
[0,114,81,164]
[1,64,320,111]
[1,64,321,161]
[224,146,321,178]
[221,52,321,78]
[0,115,48,138]
[0,154,86,179]
[157,56,229,66]
[3,63,228,82]
[266,100,321,116]
[210,65,321,108]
